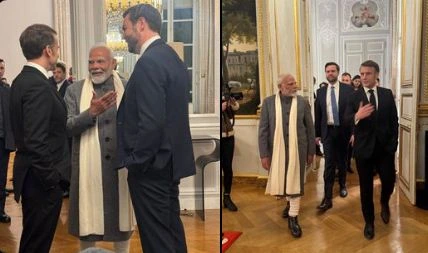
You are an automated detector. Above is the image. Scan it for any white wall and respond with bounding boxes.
[233,119,267,177]
[0,0,53,83]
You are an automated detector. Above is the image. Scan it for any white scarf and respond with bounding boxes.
[78,71,135,236]
[265,92,301,196]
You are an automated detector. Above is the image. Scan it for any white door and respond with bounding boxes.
[343,37,389,88]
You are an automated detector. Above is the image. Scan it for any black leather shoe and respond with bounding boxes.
[288,216,302,238]
[340,187,348,198]
[223,195,238,212]
[0,213,11,223]
[317,198,332,211]
[364,223,374,240]
[282,201,290,218]
[381,205,390,224]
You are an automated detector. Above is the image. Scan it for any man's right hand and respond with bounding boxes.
[89,90,117,117]
[355,101,375,121]
[261,157,271,170]
[315,137,321,146]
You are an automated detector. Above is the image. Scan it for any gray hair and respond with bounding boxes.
[89,43,113,59]
[277,73,294,87]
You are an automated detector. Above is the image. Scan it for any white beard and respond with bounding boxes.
[91,70,112,84]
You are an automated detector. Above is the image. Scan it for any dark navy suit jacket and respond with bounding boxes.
[315,82,354,142]
[117,39,195,181]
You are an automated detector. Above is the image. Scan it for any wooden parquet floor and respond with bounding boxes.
[222,157,428,253]
[0,154,220,253]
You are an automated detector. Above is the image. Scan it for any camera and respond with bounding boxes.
[222,82,243,101]
[223,92,244,101]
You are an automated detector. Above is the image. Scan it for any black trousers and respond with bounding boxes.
[127,161,187,253]
[356,144,396,224]
[347,142,353,170]
[19,169,63,253]
[0,138,10,214]
[322,126,348,199]
[221,136,234,194]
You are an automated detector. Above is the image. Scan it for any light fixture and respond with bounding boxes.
[105,0,162,54]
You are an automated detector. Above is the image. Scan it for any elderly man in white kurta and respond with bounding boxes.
[258,73,315,238]
[64,45,135,252]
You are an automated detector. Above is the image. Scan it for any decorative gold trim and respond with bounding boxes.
[235,114,260,119]
[400,0,414,86]
[293,0,302,89]
[256,0,266,104]
[422,0,428,99]
[417,104,428,116]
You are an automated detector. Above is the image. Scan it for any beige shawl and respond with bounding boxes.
[265,93,301,196]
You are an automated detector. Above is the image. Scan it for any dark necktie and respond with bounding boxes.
[368,89,376,111]
[331,86,339,126]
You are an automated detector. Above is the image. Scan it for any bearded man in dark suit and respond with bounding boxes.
[118,4,195,253]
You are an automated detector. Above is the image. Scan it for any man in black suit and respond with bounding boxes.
[52,62,71,98]
[315,62,354,211]
[10,24,69,253]
[0,61,15,223]
[345,60,398,240]
[118,4,195,253]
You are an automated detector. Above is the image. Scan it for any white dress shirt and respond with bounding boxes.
[139,34,161,57]
[326,81,340,125]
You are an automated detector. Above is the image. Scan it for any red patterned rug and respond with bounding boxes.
[222,231,242,252]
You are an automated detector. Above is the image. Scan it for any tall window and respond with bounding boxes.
[161,0,194,103]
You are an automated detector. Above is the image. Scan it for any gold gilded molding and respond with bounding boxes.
[235,0,264,120]
[417,104,428,116]
[422,0,428,99]
[256,0,266,104]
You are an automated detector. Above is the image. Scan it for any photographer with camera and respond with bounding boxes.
[222,81,240,212]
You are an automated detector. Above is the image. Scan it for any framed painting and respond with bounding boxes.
[222,0,261,117]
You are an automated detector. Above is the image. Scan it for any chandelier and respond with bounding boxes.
[105,0,162,13]
[105,0,163,54]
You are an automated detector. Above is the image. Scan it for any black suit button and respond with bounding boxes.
[105,137,111,142]
[105,155,111,160]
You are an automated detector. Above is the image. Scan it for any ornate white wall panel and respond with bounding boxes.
[312,0,392,86]
[401,0,417,85]
[401,94,413,120]
[399,128,411,189]
[341,0,390,32]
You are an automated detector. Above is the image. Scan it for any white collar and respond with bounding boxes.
[363,86,377,93]
[139,35,161,57]
[25,62,49,79]
[328,80,339,88]
[57,79,66,86]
